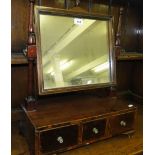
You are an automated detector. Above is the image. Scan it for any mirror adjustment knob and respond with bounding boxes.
[57,136,63,144]
[92,127,99,134]
[120,121,126,127]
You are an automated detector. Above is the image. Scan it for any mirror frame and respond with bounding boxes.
[35,6,116,95]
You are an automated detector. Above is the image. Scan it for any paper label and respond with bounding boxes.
[74,18,83,26]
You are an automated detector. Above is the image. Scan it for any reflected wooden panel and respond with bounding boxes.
[35,7,115,95]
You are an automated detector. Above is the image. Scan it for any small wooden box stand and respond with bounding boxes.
[22,1,137,154]
[22,95,137,155]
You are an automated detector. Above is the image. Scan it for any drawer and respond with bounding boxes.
[109,112,135,135]
[40,125,78,153]
[82,119,107,142]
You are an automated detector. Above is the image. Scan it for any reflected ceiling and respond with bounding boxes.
[38,14,111,89]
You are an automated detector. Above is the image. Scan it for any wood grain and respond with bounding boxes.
[11,0,29,53]
[11,0,143,53]
[22,97,136,129]
[11,65,28,108]
[11,101,143,155]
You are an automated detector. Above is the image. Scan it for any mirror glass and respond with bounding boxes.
[35,8,115,94]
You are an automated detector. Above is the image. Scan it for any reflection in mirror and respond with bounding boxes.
[35,8,115,94]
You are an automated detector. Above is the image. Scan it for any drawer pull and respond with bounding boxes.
[120,121,126,127]
[57,136,63,144]
[92,127,99,134]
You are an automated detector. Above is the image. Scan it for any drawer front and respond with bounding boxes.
[40,125,78,153]
[110,112,135,135]
[82,119,106,141]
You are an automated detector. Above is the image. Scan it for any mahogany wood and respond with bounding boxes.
[11,53,28,65]
[130,60,143,97]
[25,0,37,110]
[117,53,143,60]
[23,97,136,128]
[109,111,135,135]
[115,7,123,57]
[11,0,29,53]
[24,112,35,155]
[40,125,78,153]
[11,0,143,54]
[82,119,107,142]
[40,0,65,9]
[11,0,143,154]
[11,65,28,108]
[116,61,133,91]
[11,60,143,112]
[34,6,115,96]
[22,97,137,154]
[12,101,143,155]
[120,6,143,53]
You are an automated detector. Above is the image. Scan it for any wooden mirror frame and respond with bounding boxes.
[24,0,123,110]
[34,6,116,95]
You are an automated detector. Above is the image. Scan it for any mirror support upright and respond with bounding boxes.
[25,0,37,111]
[109,7,124,97]
[115,7,123,57]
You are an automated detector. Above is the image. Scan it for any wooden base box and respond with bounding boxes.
[22,96,137,155]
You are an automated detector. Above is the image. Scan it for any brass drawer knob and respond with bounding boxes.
[120,121,126,127]
[92,127,99,134]
[57,136,64,144]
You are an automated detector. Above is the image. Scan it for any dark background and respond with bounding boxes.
[11,0,143,121]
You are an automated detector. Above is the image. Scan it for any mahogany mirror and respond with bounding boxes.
[35,6,116,95]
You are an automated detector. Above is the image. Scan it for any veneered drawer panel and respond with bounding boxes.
[110,112,135,135]
[82,119,106,141]
[40,125,78,153]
